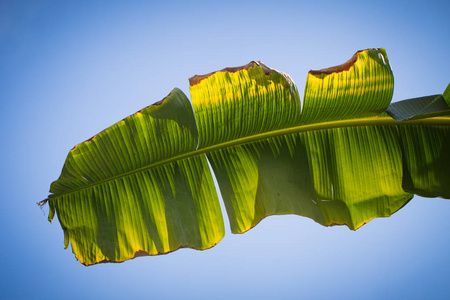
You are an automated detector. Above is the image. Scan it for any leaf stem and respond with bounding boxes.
[48,116,450,199]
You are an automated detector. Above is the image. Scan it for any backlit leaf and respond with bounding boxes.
[42,49,450,265]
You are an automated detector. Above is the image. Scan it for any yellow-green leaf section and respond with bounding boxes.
[47,88,224,265]
[189,49,448,233]
[399,124,450,197]
[50,88,199,195]
[44,48,450,265]
[209,126,408,232]
[301,48,393,123]
[190,61,301,148]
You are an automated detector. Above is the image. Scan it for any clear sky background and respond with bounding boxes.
[1,0,449,299]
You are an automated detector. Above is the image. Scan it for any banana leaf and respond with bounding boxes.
[41,48,450,265]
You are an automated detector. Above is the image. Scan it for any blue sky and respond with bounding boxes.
[1,0,449,299]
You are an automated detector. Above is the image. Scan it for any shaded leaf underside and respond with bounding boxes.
[46,48,450,265]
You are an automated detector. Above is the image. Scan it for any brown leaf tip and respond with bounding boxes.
[37,198,49,206]
[189,61,272,86]
[151,90,173,107]
[134,89,172,114]
[309,51,359,76]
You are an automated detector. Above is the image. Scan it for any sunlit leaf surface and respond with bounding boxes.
[43,48,450,265]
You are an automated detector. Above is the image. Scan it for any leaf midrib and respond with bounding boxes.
[49,116,450,199]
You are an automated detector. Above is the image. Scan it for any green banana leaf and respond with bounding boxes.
[41,48,450,265]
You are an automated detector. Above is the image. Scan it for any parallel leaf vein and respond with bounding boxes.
[49,116,450,199]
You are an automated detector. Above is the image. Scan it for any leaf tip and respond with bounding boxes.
[189,61,262,86]
[309,51,358,76]
[308,48,389,76]
[37,198,48,207]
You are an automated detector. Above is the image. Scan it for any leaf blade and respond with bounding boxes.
[302,48,394,123]
[44,49,450,265]
[386,94,450,121]
[190,61,301,148]
[48,89,224,265]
